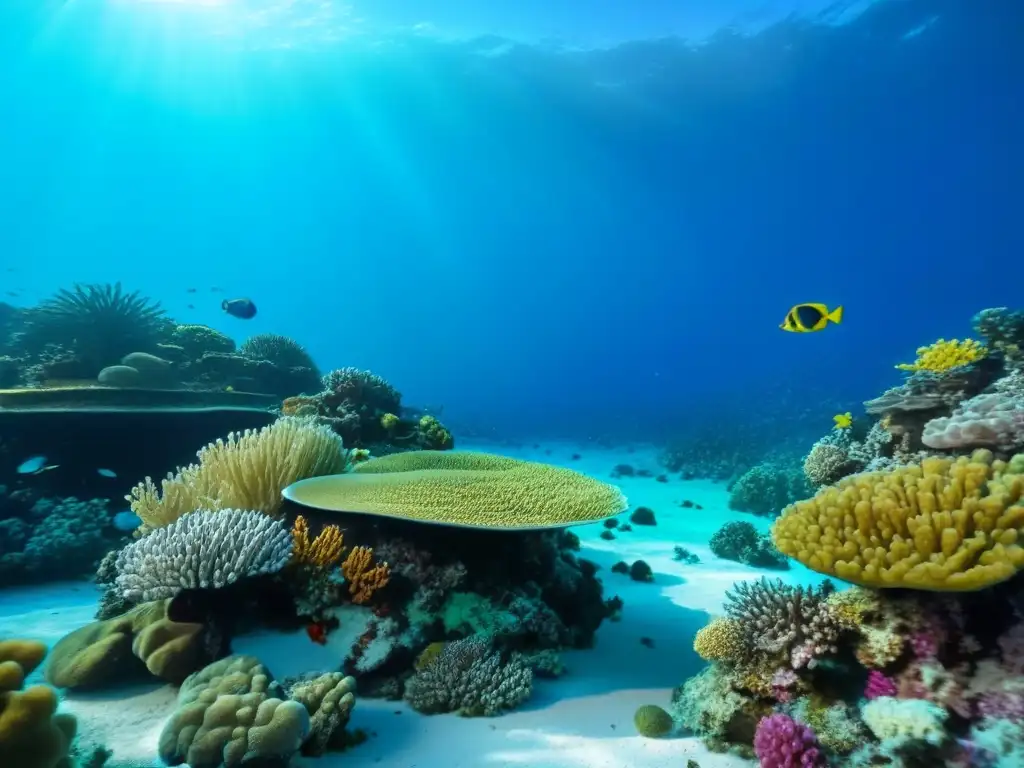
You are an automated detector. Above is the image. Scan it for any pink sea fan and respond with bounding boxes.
[865,670,897,700]
[754,713,825,768]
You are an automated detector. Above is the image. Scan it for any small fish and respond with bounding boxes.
[639,636,655,649]
[833,412,853,429]
[210,286,224,293]
[112,510,141,532]
[17,455,51,474]
[222,298,257,319]
[97,468,117,478]
[187,304,195,309]
[780,303,844,333]
[186,287,197,293]
[306,622,328,645]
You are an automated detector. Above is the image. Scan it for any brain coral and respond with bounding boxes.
[772,450,1024,591]
[283,451,627,530]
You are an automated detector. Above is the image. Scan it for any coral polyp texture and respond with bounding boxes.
[283,450,628,530]
[772,449,1024,590]
[113,509,293,602]
[895,337,987,373]
[922,391,1024,450]
[126,415,349,530]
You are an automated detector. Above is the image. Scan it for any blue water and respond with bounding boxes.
[1,0,1020,442]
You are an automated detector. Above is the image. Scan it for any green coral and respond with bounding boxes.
[634,704,674,738]
[670,665,764,754]
[283,451,628,530]
[728,460,812,517]
[790,697,867,754]
[170,324,236,358]
[708,521,789,570]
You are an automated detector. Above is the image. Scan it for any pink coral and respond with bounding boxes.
[754,714,824,768]
[910,630,940,660]
[976,691,1024,720]
[770,668,800,702]
[865,670,897,700]
[922,391,1024,450]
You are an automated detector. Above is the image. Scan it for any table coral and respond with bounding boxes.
[0,639,77,768]
[283,450,628,529]
[772,450,1024,591]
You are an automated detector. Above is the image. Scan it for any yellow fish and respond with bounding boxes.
[780,303,844,332]
[833,412,852,429]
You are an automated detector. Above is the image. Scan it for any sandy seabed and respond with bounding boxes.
[0,441,829,768]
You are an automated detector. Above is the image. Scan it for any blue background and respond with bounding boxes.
[0,0,1019,442]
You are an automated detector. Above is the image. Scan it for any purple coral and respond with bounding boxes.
[754,714,825,768]
[976,691,1024,720]
[865,670,897,700]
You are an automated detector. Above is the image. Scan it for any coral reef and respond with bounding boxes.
[283,450,628,530]
[0,639,77,768]
[634,704,674,737]
[709,521,789,570]
[0,492,124,585]
[238,333,321,395]
[773,449,1024,590]
[126,416,349,530]
[728,460,812,517]
[403,635,533,716]
[281,367,454,451]
[895,338,988,373]
[113,509,293,602]
[158,655,311,768]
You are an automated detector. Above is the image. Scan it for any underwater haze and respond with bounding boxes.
[1,0,1021,441]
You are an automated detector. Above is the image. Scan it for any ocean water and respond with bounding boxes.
[1,1,1023,767]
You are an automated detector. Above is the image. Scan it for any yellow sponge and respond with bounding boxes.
[0,640,76,768]
[772,450,1024,591]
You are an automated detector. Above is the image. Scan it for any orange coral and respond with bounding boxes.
[291,515,345,568]
[341,546,390,605]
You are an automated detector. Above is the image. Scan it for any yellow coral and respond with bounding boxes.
[291,516,345,569]
[127,416,348,530]
[380,413,400,431]
[772,449,1024,591]
[825,587,880,629]
[340,547,390,605]
[283,450,628,530]
[693,618,747,663]
[895,338,987,372]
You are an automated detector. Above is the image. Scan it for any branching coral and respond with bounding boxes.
[403,635,532,716]
[773,450,1024,591]
[127,416,348,530]
[291,516,344,569]
[754,713,824,767]
[896,338,987,373]
[113,509,293,602]
[340,547,390,605]
[803,442,855,487]
[724,578,841,670]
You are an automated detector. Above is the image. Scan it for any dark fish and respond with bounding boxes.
[188,304,195,309]
[186,287,197,293]
[222,298,257,319]
[640,636,655,649]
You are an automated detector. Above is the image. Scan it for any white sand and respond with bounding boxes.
[0,441,828,767]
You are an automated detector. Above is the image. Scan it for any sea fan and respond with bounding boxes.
[24,282,169,370]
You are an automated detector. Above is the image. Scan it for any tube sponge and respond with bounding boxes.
[772,450,1024,591]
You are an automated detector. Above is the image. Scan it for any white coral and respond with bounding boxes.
[114,509,292,602]
[861,696,947,747]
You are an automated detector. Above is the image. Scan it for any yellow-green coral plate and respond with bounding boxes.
[283,450,627,530]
